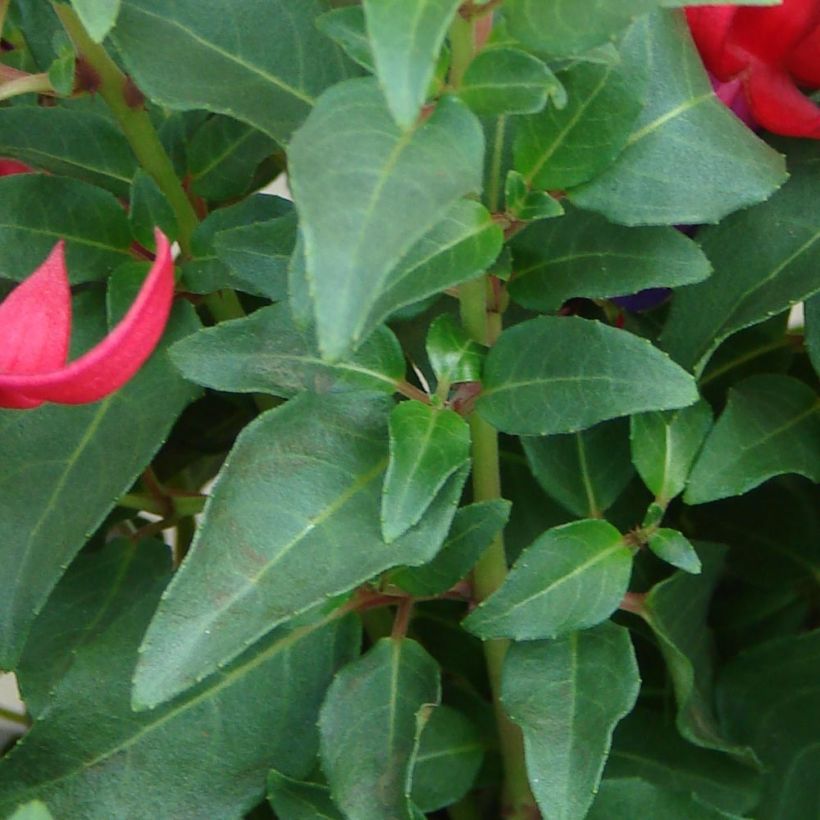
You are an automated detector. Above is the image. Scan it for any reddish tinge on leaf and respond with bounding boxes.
[0,230,175,409]
[686,0,820,138]
[0,158,31,175]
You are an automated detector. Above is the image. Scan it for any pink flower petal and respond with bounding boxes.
[788,23,820,86]
[745,60,820,137]
[0,230,175,405]
[686,6,744,79]
[0,159,31,176]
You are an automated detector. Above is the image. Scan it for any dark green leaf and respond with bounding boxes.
[319,638,441,820]
[382,402,471,542]
[503,623,640,820]
[0,174,132,283]
[521,418,635,518]
[464,519,632,640]
[0,106,136,196]
[0,302,198,668]
[129,170,178,248]
[513,56,645,191]
[170,302,405,398]
[411,706,484,812]
[363,0,459,128]
[114,0,351,143]
[133,393,465,707]
[187,115,276,201]
[288,79,484,360]
[718,631,820,820]
[630,400,712,504]
[662,164,820,373]
[460,47,559,116]
[805,294,820,377]
[509,207,711,311]
[213,213,297,300]
[641,543,755,760]
[570,11,787,225]
[391,500,511,596]
[72,0,121,41]
[648,529,702,574]
[426,314,485,386]
[267,772,343,820]
[588,779,742,820]
[685,376,820,505]
[477,317,698,436]
[607,709,761,815]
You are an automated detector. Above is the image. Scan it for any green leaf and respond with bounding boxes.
[213,213,297,300]
[464,519,632,640]
[805,294,820,377]
[588,779,742,820]
[521,418,635,518]
[570,11,787,225]
[187,115,276,201]
[0,174,132,283]
[267,772,343,820]
[0,301,198,669]
[288,79,484,360]
[661,164,820,373]
[477,317,698,436]
[459,47,559,116]
[72,0,121,42]
[316,7,374,73]
[718,631,820,820]
[648,529,702,574]
[133,393,466,708]
[170,302,405,398]
[513,56,646,191]
[382,402,471,542]
[607,709,762,815]
[426,313,485,386]
[16,539,171,718]
[47,44,75,97]
[411,706,484,812]
[505,171,565,222]
[641,543,755,760]
[630,400,713,504]
[509,206,711,312]
[503,623,640,820]
[362,0,460,128]
[503,0,657,56]
[129,170,179,248]
[685,375,820,505]
[0,566,359,817]
[391,500,511,596]
[114,0,351,143]
[319,638,441,820]
[0,106,136,197]
[6,802,53,820]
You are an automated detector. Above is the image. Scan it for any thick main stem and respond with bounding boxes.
[53,5,199,256]
[460,278,536,818]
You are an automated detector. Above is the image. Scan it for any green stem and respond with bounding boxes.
[486,116,508,213]
[0,0,9,35]
[460,278,535,819]
[448,13,475,88]
[53,4,199,256]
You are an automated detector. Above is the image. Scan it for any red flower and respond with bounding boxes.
[0,159,31,175]
[0,230,175,409]
[686,0,820,138]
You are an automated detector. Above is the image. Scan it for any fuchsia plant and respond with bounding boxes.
[0,2,817,820]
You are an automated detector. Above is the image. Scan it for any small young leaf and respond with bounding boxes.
[268,772,343,820]
[411,706,484,812]
[685,375,820,505]
[459,47,559,116]
[505,171,564,222]
[316,6,374,72]
[502,623,640,820]
[522,418,635,518]
[170,302,405,398]
[391,500,511,596]
[464,519,632,640]
[382,402,471,542]
[289,79,484,360]
[6,802,54,820]
[630,400,713,504]
[363,0,460,128]
[426,313,485,386]
[319,638,441,820]
[648,529,702,574]
[509,206,711,312]
[477,317,698,436]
